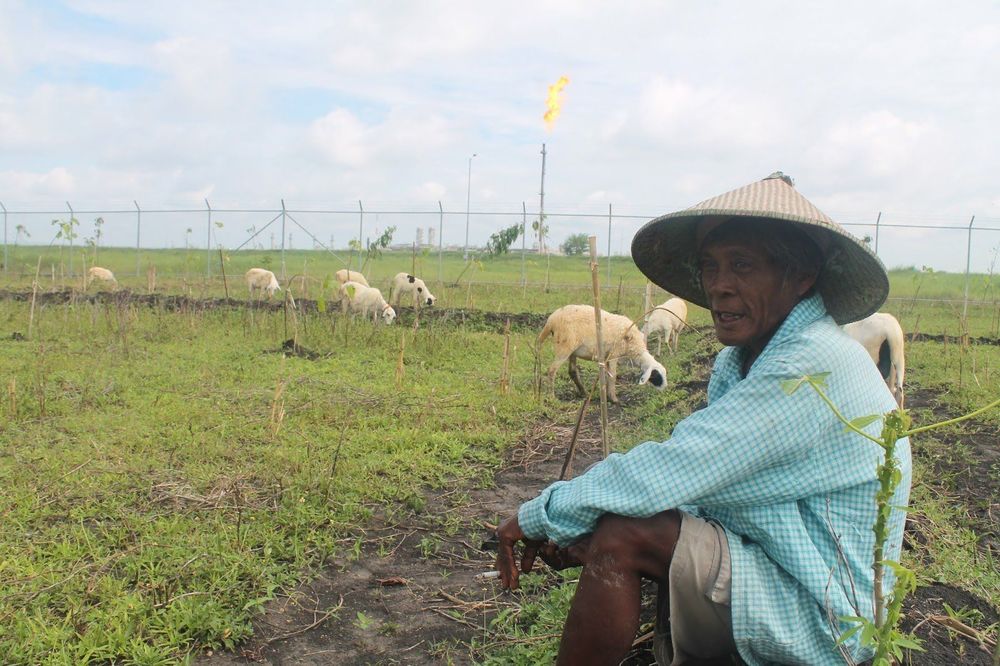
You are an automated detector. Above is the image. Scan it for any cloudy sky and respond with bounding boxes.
[1,1,999,271]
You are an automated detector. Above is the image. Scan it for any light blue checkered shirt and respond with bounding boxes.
[519,294,911,665]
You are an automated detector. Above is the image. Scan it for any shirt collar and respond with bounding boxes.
[718,292,828,379]
[761,292,828,350]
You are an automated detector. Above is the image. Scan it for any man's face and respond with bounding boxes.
[698,237,816,354]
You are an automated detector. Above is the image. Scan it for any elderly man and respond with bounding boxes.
[495,173,911,665]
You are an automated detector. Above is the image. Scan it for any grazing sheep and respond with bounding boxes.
[843,312,905,406]
[390,272,436,308]
[338,281,396,325]
[642,297,688,355]
[245,268,281,299]
[538,304,667,403]
[335,269,369,287]
[86,266,118,289]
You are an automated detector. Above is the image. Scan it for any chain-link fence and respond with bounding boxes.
[2,200,999,306]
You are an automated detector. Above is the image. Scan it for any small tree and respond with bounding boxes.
[361,226,396,273]
[14,224,29,246]
[84,217,104,263]
[560,233,589,256]
[485,223,522,256]
[532,217,550,253]
[454,222,521,285]
[51,217,80,275]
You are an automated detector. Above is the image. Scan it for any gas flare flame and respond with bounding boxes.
[543,75,570,129]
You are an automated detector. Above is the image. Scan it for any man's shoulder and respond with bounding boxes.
[780,314,856,358]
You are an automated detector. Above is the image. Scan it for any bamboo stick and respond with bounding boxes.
[499,318,511,395]
[560,373,601,480]
[588,236,610,458]
[28,256,41,339]
[218,248,229,299]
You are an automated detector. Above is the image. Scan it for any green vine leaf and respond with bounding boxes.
[846,414,881,431]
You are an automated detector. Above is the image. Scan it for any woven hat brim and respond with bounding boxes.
[631,208,889,325]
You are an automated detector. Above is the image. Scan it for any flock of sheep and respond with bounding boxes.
[84,265,905,406]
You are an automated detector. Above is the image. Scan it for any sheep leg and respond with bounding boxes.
[546,357,567,398]
[568,356,587,397]
[607,357,619,403]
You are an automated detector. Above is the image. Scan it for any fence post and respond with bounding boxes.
[963,215,976,321]
[1,201,7,275]
[280,199,287,281]
[607,203,613,285]
[521,202,527,287]
[66,201,75,277]
[874,211,882,254]
[205,199,212,279]
[438,201,444,283]
[357,200,363,273]
[134,200,141,277]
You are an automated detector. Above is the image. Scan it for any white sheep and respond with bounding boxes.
[338,281,396,325]
[843,312,905,406]
[538,304,667,403]
[390,272,436,308]
[245,268,281,299]
[642,297,688,355]
[86,266,118,289]
[335,269,369,287]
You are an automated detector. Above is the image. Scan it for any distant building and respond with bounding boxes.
[428,227,436,246]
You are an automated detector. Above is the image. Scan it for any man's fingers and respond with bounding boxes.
[521,542,539,573]
[496,542,520,590]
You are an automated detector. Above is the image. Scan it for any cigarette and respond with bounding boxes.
[476,570,501,580]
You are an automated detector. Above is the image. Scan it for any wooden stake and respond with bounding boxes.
[395,332,406,388]
[218,248,229,299]
[588,236,610,458]
[28,256,41,340]
[499,318,512,395]
[147,265,156,294]
[7,377,16,421]
[560,373,601,480]
[615,275,624,312]
[269,376,286,438]
[531,340,542,401]
[644,281,653,329]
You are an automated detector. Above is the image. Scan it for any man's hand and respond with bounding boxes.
[495,516,590,590]
[495,515,544,590]
[536,538,587,571]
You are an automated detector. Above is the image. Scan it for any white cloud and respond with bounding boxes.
[309,109,371,167]
[412,181,447,201]
[1,167,77,196]
[811,111,933,178]
[634,77,785,149]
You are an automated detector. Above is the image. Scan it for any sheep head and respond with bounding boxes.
[638,353,667,390]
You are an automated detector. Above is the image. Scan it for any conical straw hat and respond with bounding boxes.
[631,172,888,324]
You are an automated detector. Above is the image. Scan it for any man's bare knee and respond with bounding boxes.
[588,511,682,580]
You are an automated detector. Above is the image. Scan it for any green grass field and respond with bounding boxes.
[0,246,998,663]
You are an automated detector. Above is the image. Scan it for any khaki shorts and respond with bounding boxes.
[652,513,739,665]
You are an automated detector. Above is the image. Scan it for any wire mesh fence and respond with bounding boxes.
[2,200,999,312]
